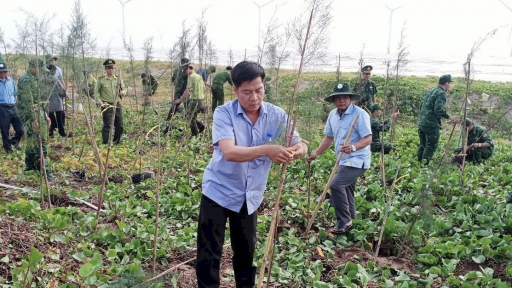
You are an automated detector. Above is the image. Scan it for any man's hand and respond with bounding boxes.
[265,145,292,164]
[31,120,39,132]
[392,111,400,120]
[340,144,353,154]
[173,99,181,105]
[96,101,104,108]
[449,115,460,123]
[307,152,318,164]
[46,116,51,126]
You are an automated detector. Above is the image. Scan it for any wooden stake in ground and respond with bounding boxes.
[374,163,401,259]
[305,115,359,235]
[152,104,162,275]
[256,4,317,287]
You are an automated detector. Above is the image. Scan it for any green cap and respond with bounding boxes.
[208,65,216,73]
[29,59,50,72]
[362,65,373,73]
[465,118,473,126]
[45,54,58,61]
[439,74,453,84]
[0,54,8,72]
[369,103,383,112]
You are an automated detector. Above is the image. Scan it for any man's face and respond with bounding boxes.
[333,95,352,111]
[363,72,371,81]
[183,67,192,76]
[105,65,115,76]
[142,76,148,81]
[0,71,7,80]
[49,59,56,65]
[233,77,264,114]
[465,124,474,132]
[50,69,56,76]
[442,82,452,91]
[373,110,382,117]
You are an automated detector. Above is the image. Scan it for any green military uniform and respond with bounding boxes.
[184,71,205,136]
[353,65,377,112]
[454,119,494,165]
[94,59,127,145]
[369,103,393,154]
[417,74,454,164]
[17,59,52,176]
[141,73,158,96]
[211,68,233,112]
[264,76,272,96]
[166,58,190,120]
[82,72,97,98]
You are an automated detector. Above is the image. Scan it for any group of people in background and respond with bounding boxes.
[0,52,506,288]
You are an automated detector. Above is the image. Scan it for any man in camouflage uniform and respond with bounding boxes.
[141,72,158,96]
[173,65,205,136]
[17,59,53,177]
[353,65,377,112]
[369,103,399,154]
[453,119,494,165]
[93,59,127,145]
[166,58,190,120]
[417,74,460,164]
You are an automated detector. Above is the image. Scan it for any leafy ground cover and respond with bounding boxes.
[0,66,512,287]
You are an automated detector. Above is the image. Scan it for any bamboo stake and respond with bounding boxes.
[257,6,316,288]
[305,115,360,235]
[374,163,401,259]
[152,105,162,275]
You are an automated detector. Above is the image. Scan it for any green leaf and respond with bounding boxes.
[73,252,86,262]
[395,273,410,282]
[106,249,117,259]
[79,263,95,278]
[0,255,8,263]
[29,247,44,268]
[472,255,485,264]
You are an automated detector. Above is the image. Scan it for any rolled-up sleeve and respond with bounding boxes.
[212,106,234,145]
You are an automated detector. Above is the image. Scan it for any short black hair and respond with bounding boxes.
[231,61,265,88]
[47,64,56,71]
[140,72,147,78]
[226,66,233,70]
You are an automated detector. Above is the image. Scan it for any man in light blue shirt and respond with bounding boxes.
[308,83,372,235]
[0,54,24,153]
[196,61,307,288]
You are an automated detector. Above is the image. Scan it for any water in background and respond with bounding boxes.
[101,47,512,82]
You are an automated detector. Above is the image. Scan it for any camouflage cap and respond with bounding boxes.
[465,118,473,126]
[362,65,373,73]
[439,74,453,84]
[45,54,58,61]
[28,59,51,72]
[369,103,383,112]
[208,65,216,73]
[0,54,8,72]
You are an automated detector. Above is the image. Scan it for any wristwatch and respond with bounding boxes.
[478,143,481,148]
[351,145,356,152]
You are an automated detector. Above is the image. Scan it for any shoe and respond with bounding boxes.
[330,224,353,235]
[66,132,74,137]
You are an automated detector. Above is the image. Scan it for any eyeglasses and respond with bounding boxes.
[105,66,115,70]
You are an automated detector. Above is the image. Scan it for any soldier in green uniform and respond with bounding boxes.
[453,119,494,165]
[173,65,205,136]
[353,65,377,112]
[93,59,127,145]
[210,66,233,112]
[166,58,190,120]
[141,72,158,96]
[369,103,399,154]
[82,70,97,99]
[17,59,53,177]
[417,74,460,164]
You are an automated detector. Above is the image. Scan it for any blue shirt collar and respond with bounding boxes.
[337,103,355,116]
[236,100,268,117]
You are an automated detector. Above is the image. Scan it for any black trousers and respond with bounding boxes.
[101,104,123,144]
[49,111,66,137]
[0,105,24,152]
[196,195,257,288]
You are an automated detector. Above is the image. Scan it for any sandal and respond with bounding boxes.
[330,224,353,235]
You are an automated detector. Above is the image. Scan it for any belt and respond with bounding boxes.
[0,104,15,107]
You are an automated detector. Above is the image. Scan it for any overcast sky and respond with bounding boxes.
[2,0,512,59]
